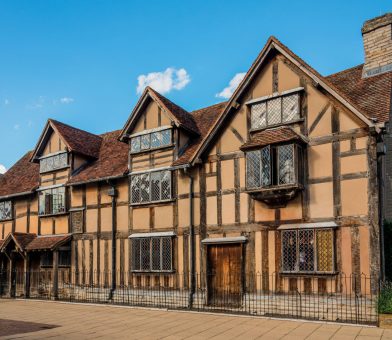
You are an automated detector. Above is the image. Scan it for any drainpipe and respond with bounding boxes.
[184,168,195,309]
[107,181,118,300]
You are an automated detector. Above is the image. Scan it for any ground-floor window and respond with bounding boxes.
[39,249,71,268]
[281,228,334,273]
[131,236,173,272]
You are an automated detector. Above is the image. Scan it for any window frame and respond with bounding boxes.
[245,143,301,190]
[0,200,12,221]
[130,169,172,205]
[130,128,173,154]
[281,228,335,274]
[38,186,67,216]
[131,236,174,273]
[39,151,69,174]
[250,92,301,131]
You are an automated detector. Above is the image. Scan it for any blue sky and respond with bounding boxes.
[0,0,391,171]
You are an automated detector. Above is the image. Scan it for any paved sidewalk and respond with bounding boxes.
[0,299,390,339]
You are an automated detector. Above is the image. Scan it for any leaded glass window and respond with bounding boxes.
[131,236,173,272]
[40,152,68,173]
[130,129,172,153]
[281,228,334,273]
[0,201,12,220]
[38,186,66,215]
[246,146,272,189]
[250,93,300,130]
[278,144,295,185]
[130,170,172,204]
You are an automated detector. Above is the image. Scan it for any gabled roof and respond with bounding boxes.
[0,151,39,199]
[326,64,392,124]
[25,234,71,251]
[1,232,37,252]
[31,119,103,162]
[120,87,199,141]
[189,36,380,166]
[240,127,308,150]
[68,129,129,185]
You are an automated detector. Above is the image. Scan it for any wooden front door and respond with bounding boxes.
[207,243,243,307]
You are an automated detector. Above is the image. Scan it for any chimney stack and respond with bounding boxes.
[362,13,392,78]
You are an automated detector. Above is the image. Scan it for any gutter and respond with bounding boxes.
[183,167,195,309]
[67,174,127,187]
[0,190,35,201]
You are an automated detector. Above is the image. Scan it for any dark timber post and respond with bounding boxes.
[53,250,59,300]
[108,181,118,300]
[9,255,15,298]
[24,253,30,298]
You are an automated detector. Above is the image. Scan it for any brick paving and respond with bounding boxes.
[0,299,391,339]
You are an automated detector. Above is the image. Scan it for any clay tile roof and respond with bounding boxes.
[0,151,39,199]
[148,88,199,135]
[50,119,103,159]
[172,101,228,166]
[326,65,392,123]
[68,129,129,185]
[26,234,71,251]
[240,127,307,150]
[1,232,37,251]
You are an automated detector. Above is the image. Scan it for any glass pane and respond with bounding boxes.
[131,136,141,152]
[58,153,68,168]
[282,230,297,271]
[267,98,282,125]
[140,238,151,271]
[132,239,141,271]
[39,193,46,215]
[141,134,150,150]
[283,94,300,122]
[251,102,267,129]
[151,132,161,148]
[0,203,4,220]
[151,238,161,271]
[53,154,60,169]
[150,172,161,201]
[161,171,171,200]
[278,144,295,185]
[298,229,314,272]
[316,229,334,272]
[246,151,261,188]
[40,158,47,173]
[131,175,141,203]
[140,173,150,202]
[162,237,172,271]
[161,129,171,146]
[261,147,271,186]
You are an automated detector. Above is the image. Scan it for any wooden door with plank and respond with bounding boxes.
[207,243,243,307]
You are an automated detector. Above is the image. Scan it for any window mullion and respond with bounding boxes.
[296,230,299,272]
[314,229,317,272]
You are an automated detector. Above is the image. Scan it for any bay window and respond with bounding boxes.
[39,186,66,216]
[282,228,334,273]
[0,201,12,220]
[131,170,172,204]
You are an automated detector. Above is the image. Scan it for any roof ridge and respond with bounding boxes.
[326,64,364,78]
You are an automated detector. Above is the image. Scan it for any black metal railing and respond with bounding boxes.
[0,270,378,325]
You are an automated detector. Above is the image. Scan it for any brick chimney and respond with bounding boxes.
[362,13,392,78]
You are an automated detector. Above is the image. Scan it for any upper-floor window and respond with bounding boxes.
[282,228,334,273]
[250,93,300,130]
[40,152,68,173]
[130,170,171,204]
[0,201,12,220]
[131,236,173,272]
[246,144,301,189]
[130,128,172,153]
[39,186,66,216]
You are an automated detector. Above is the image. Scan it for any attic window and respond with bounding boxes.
[250,93,300,130]
[131,129,172,153]
[0,201,12,221]
[40,152,68,173]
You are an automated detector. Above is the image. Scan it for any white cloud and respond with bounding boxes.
[136,67,190,95]
[0,164,6,174]
[216,72,246,99]
[59,97,74,104]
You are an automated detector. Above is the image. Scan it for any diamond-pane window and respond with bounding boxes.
[131,136,141,152]
[267,98,282,125]
[283,94,299,122]
[278,144,295,185]
[131,236,173,272]
[246,151,261,188]
[161,129,171,146]
[282,228,334,273]
[40,152,68,173]
[0,200,12,220]
[141,134,150,150]
[251,102,267,129]
[140,173,150,202]
[151,132,161,148]
[161,171,171,200]
[38,186,66,215]
[261,146,271,186]
[150,172,161,201]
